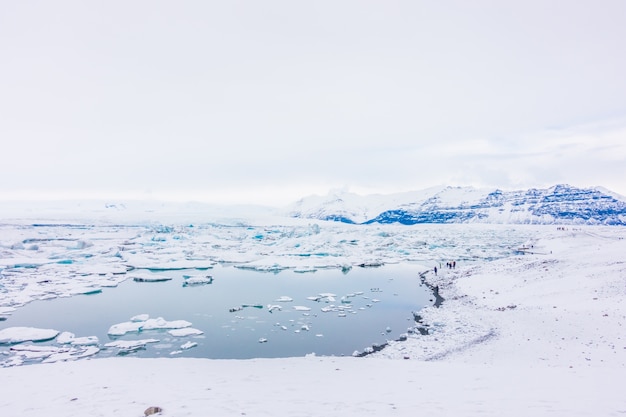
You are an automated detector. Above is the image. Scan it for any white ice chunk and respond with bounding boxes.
[141,317,192,330]
[131,314,150,322]
[293,306,311,311]
[0,327,59,344]
[42,346,100,363]
[275,296,293,302]
[104,339,159,350]
[107,321,144,336]
[180,341,197,350]
[267,304,282,313]
[168,328,203,337]
[10,344,66,360]
[318,293,337,298]
[131,273,172,282]
[0,307,16,315]
[71,336,99,346]
[182,275,213,286]
[56,331,76,344]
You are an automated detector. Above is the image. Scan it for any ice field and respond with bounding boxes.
[0,215,532,365]
[1,205,625,416]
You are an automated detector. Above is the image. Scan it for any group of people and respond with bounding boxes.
[433,260,456,276]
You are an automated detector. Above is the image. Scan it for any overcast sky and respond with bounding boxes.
[1,1,625,205]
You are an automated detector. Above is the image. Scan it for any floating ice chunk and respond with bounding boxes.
[258,338,268,343]
[55,332,99,346]
[0,327,59,344]
[357,260,384,267]
[10,344,66,360]
[107,321,144,336]
[69,240,93,250]
[108,316,189,335]
[241,304,263,309]
[131,314,150,322]
[301,325,310,331]
[294,267,317,273]
[181,341,197,350]
[0,307,16,316]
[132,273,172,282]
[142,317,192,331]
[168,328,203,337]
[293,306,311,311]
[104,339,159,350]
[306,296,322,302]
[275,296,293,302]
[315,334,324,337]
[182,274,213,286]
[267,304,282,313]
[235,263,288,273]
[42,346,100,363]
[81,288,103,295]
[56,331,76,344]
[318,293,337,298]
[71,336,99,346]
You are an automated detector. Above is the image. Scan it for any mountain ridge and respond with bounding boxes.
[287,184,626,225]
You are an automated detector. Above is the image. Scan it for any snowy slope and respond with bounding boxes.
[288,184,626,225]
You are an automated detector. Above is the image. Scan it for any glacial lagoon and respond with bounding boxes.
[0,263,433,361]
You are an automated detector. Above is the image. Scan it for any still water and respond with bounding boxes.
[1,263,432,359]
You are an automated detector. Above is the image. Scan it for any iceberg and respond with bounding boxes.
[130,314,150,322]
[104,339,159,351]
[267,304,282,313]
[180,341,197,350]
[0,327,60,345]
[108,316,192,336]
[168,328,203,337]
[142,317,192,330]
[55,332,99,346]
[182,274,213,286]
[107,321,144,336]
[131,273,172,283]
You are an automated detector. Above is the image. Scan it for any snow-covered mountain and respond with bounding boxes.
[287,184,626,225]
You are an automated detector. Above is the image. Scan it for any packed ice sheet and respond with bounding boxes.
[0,221,530,311]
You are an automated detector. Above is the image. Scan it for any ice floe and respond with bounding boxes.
[0,327,59,344]
[56,332,99,346]
[131,273,172,282]
[182,274,213,286]
[104,339,160,353]
[108,315,192,336]
[168,328,203,337]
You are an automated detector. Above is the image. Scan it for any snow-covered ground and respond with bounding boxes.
[0,206,625,416]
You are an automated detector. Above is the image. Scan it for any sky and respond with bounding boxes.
[1,1,626,205]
